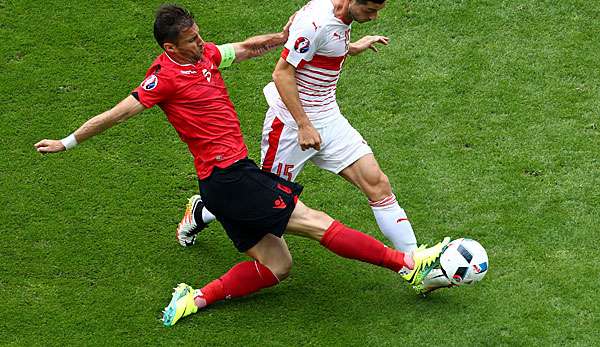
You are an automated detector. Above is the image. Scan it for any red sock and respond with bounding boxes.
[320,220,407,272]
[195,261,279,308]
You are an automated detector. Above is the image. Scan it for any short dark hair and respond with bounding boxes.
[153,4,195,49]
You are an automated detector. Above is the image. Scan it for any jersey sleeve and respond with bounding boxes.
[204,43,223,68]
[132,67,175,108]
[282,14,323,68]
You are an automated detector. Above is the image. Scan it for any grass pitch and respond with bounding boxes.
[2,0,599,345]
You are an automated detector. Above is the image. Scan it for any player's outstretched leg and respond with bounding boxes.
[176,195,215,247]
[319,220,449,287]
[162,260,280,326]
[163,235,288,326]
[285,200,448,289]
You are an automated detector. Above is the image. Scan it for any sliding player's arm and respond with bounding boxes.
[34,95,145,153]
[217,13,296,67]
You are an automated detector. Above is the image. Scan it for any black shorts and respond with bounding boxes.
[198,159,303,252]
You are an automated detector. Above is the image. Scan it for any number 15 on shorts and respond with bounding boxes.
[275,163,294,181]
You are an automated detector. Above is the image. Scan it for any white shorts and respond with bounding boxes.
[260,107,373,181]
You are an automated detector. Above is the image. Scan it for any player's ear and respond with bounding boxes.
[163,42,176,53]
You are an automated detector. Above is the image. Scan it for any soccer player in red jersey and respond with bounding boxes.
[34,4,449,326]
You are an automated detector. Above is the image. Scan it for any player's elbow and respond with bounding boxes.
[272,59,294,84]
[272,68,291,87]
[272,68,283,84]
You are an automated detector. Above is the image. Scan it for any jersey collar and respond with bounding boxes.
[165,52,196,67]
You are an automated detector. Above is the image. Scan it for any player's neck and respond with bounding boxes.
[165,52,199,66]
[332,0,352,24]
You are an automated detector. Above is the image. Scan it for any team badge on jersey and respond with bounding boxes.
[202,68,212,82]
[294,37,311,53]
[141,75,158,91]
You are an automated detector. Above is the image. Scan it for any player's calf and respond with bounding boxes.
[162,261,280,326]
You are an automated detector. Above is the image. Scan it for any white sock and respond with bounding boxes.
[192,199,217,224]
[369,194,417,253]
[201,207,216,224]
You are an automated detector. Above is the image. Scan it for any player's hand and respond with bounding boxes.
[297,124,321,151]
[34,139,65,154]
[351,35,389,54]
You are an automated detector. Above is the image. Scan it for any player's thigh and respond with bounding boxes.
[246,234,293,279]
[312,117,373,176]
[285,200,334,241]
[261,109,313,181]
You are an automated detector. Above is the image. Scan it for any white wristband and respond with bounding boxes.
[60,134,78,150]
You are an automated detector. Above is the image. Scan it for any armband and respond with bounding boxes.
[217,44,235,69]
[60,133,78,150]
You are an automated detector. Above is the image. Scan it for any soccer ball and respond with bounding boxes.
[420,238,489,293]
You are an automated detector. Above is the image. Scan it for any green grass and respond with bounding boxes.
[2,0,599,345]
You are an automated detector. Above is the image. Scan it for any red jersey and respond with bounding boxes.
[133,43,247,179]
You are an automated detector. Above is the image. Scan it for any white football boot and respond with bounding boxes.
[176,195,207,247]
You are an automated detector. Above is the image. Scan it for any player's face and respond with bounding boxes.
[348,1,385,23]
[172,23,205,64]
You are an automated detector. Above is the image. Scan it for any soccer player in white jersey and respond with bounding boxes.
[262,0,419,254]
[179,0,419,255]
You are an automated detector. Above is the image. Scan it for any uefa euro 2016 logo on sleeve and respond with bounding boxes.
[141,75,158,91]
[294,37,310,53]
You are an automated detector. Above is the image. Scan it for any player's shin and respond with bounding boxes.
[320,221,411,272]
[195,260,280,308]
[369,195,417,253]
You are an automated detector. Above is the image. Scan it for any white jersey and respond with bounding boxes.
[264,0,351,127]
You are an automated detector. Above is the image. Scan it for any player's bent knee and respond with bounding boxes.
[365,172,392,200]
[263,257,292,281]
[370,171,390,189]
[246,234,293,280]
[275,261,292,280]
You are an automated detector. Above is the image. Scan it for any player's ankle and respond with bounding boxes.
[404,252,415,270]
[193,290,208,309]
